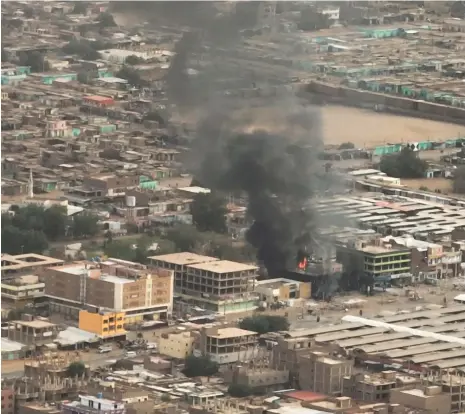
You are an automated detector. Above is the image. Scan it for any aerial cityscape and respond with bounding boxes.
[2,1,465,414]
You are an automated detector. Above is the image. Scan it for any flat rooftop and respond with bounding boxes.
[1,253,64,271]
[149,252,219,266]
[208,327,258,339]
[11,319,56,329]
[187,260,259,274]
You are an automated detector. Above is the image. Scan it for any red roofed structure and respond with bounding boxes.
[83,95,114,107]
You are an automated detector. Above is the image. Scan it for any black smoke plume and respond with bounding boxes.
[191,104,323,275]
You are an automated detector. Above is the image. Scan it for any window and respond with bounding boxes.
[117,325,122,329]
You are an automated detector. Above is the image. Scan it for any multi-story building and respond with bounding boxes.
[43,259,173,324]
[390,386,451,414]
[195,326,258,364]
[6,317,60,346]
[336,239,412,286]
[158,331,196,359]
[1,275,45,308]
[298,351,353,396]
[254,278,312,303]
[78,310,126,339]
[1,387,15,414]
[150,252,259,313]
[228,365,290,393]
[1,253,63,280]
[343,371,401,403]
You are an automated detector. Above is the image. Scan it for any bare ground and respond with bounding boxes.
[322,105,465,147]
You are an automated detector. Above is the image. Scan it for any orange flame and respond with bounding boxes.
[298,257,308,270]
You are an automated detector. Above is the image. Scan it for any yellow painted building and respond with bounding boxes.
[79,310,126,338]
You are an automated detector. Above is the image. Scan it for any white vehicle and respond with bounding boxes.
[98,345,112,354]
[125,351,137,358]
[146,343,157,350]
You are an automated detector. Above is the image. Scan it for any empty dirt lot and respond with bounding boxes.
[322,105,465,148]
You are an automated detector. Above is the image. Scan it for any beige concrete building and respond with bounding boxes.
[43,259,173,324]
[150,252,259,313]
[196,326,258,364]
[7,317,60,346]
[254,278,312,303]
[1,253,63,279]
[229,365,290,392]
[298,351,353,396]
[343,371,418,403]
[158,331,196,359]
[390,386,451,414]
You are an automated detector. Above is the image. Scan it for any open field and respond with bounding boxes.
[402,177,454,194]
[322,105,465,147]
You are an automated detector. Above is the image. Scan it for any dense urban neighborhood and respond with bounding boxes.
[2,2,465,414]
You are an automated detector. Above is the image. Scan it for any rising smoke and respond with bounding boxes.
[191,103,324,276]
[120,2,334,276]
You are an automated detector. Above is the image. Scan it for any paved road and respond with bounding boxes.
[1,349,125,379]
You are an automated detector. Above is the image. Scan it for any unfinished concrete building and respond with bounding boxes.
[421,370,465,413]
[298,351,354,396]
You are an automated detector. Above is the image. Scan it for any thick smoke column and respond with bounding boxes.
[166,31,201,108]
[193,104,323,275]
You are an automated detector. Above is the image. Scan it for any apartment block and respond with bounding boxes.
[158,331,196,359]
[382,235,463,283]
[230,365,290,392]
[1,275,45,307]
[150,252,259,313]
[390,386,451,414]
[79,309,126,339]
[336,239,411,285]
[43,259,173,324]
[196,326,258,364]
[1,387,15,414]
[298,351,353,396]
[255,278,312,303]
[342,371,414,403]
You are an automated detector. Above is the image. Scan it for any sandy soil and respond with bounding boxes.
[401,177,454,194]
[322,105,465,147]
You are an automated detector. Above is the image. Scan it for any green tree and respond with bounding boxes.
[165,224,201,252]
[379,147,428,179]
[183,355,218,377]
[228,383,252,398]
[43,206,68,241]
[161,394,171,402]
[239,315,289,334]
[77,72,91,84]
[97,12,117,28]
[190,193,227,234]
[18,52,50,73]
[339,142,355,150]
[71,213,99,238]
[116,66,145,87]
[453,166,465,194]
[1,225,49,255]
[67,361,86,377]
[298,9,331,31]
[125,55,142,65]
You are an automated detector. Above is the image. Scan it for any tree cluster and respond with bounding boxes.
[339,142,355,150]
[379,147,428,178]
[1,205,100,255]
[183,355,218,377]
[67,361,86,377]
[62,39,105,60]
[125,55,143,65]
[116,66,146,87]
[239,315,289,334]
